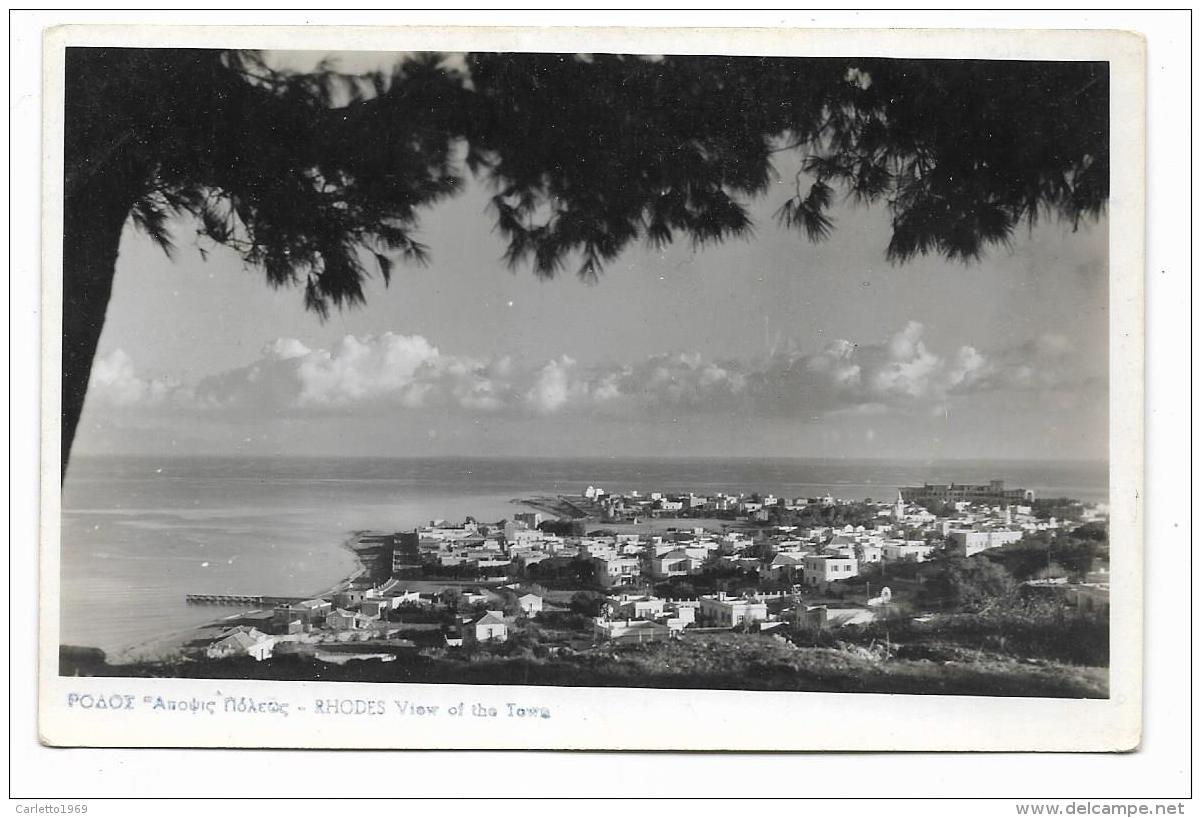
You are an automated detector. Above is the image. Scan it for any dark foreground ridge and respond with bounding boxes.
[62,629,1107,699]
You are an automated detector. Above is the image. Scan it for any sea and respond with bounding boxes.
[59,455,1109,654]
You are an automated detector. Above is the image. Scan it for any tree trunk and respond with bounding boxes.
[61,182,138,481]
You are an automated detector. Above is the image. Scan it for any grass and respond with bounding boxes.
[830,604,1110,667]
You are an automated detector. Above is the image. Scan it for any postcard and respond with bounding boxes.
[39,23,1144,751]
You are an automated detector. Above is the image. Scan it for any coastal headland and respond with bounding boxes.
[62,481,1110,699]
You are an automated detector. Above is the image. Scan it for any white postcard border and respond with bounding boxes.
[37,23,1145,753]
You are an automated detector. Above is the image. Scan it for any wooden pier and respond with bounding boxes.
[185,593,303,607]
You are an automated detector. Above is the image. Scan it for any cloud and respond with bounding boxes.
[525,356,579,414]
[185,332,525,415]
[88,349,186,407]
[744,322,1091,415]
[86,324,1095,422]
[942,332,1083,394]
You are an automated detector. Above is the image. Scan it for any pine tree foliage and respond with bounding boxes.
[66,49,1107,312]
[60,48,1108,474]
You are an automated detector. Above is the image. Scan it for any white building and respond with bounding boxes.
[948,528,1024,556]
[464,611,509,645]
[591,555,641,587]
[881,541,936,562]
[517,593,543,615]
[650,549,698,579]
[697,593,768,627]
[614,595,667,620]
[206,627,275,661]
[803,554,859,589]
[856,543,883,563]
[327,608,374,631]
[594,618,675,644]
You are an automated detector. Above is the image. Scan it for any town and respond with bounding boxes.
[154,479,1112,698]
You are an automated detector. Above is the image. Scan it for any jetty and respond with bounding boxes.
[185,593,304,607]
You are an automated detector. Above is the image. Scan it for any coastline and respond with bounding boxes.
[315,531,372,597]
[63,472,1108,671]
[94,531,376,667]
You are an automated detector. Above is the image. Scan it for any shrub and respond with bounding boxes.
[569,590,610,617]
[922,555,1018,611]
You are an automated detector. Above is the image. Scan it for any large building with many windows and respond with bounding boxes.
[898,480,1034,506]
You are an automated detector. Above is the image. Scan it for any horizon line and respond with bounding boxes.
[68,452,1110,466]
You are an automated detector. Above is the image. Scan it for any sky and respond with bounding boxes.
[71,52,1110,462]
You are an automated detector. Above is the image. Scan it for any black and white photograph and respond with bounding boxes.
[34,22,1147,756]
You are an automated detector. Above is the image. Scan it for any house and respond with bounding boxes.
[510,528,553,548]
[617,540,644,556]
[271,615,304,636]
[517,593,543,615]
[464,611,509,645]
[650,549,696,579]
[827,542,858,560]
[614,595,667,620]
[591,555,641,587]
[761,552,806,582]
[513,549,550,569]
[881,541,935,562]
[294,598,332,622]
[206,627,275,661]
[578,539,621,561]
[665,602,696,627]
[680,542,716,560]
[359,598,392,619]
[333,588,370,608]
[697,592,768,627]
[856,543,883,564]
[272,598,331,632]
[802,555,859,589]
[513,511,543,528]
[472,556,514,574]
[327,608,374,631]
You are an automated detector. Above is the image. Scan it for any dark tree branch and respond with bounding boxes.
[59,49,1109,478]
